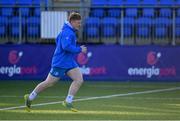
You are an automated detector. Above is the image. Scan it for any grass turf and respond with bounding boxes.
[0,81,180,120]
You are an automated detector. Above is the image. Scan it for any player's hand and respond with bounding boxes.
[80,45,87,53]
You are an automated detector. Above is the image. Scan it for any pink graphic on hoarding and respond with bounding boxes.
[76,52,107,75]
[147,51,161,65]
[8,50,23,64]
[77,52,92,65]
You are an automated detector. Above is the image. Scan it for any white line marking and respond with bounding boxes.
[1,95,180,100]
[0,96,91,99]
[0,87,180,111]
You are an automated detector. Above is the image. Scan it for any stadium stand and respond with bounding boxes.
[84,0,179,45]
[0,0,179,45]
[0,0,46,43]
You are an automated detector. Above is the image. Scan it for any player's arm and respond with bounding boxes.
[61,34,82,54]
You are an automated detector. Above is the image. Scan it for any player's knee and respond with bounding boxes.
[47,81,56,87]
[77,79,84,85]
[43,80,56,88]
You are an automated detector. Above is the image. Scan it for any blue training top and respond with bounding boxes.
[51,21,82,69]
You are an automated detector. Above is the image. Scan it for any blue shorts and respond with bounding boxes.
[50,67,74,78]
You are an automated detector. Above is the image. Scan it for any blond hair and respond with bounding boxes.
[68,12,81,22]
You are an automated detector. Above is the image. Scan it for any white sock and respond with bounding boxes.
[29,91,37,101]
[65,95,74,103]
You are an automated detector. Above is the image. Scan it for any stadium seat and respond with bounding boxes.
[143,8,155,17]
[155,27,168,37]
[0,0,16,5]
[176,0,180,5]
[141,0,158,5]
[86,27,99,37]
[159,0,175,6]
[26,17,40,26]
[85,17,101,27]
[34,8,41,16]
[33,0,41,5]
[27,26,39,36]
[9,16,26,26]
[1,8,13,16]
[101,17,118,27]
[154,17,171,37]
[136,17,152,37]
[123,17,135,37]
[102,26,116,37]
[154,17,171,27]
[176,28,180,37]
[85,17,100,38]
[11,26,20,36]
[101,17,118,37]
[0,16,8,37]
[9,17,26,36]
[91,0,108,6]
[0,16,8,26]
[160,8,172,17]
[175,17,180,37]
[125,8,138,17]
[19,8,30,17]
[124,0,141,6]
[107,9,121,18]
[177,9,180,17]
[16,0,32,5]
[33,0,48,6]
[108,0,123,6]
[90,9,105,18]
[26,17,40,37]
[0,26,6,36]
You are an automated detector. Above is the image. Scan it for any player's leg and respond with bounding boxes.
[24,73,59,111]
[62,67,84,112]
[29,73,59,100]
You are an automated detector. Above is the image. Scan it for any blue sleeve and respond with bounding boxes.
[60,33,81,54]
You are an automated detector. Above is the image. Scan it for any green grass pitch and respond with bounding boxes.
[0,81,180,120]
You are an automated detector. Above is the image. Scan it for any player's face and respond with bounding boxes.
[71,20,81,30]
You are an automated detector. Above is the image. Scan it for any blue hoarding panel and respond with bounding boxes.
[0,45,179,81]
